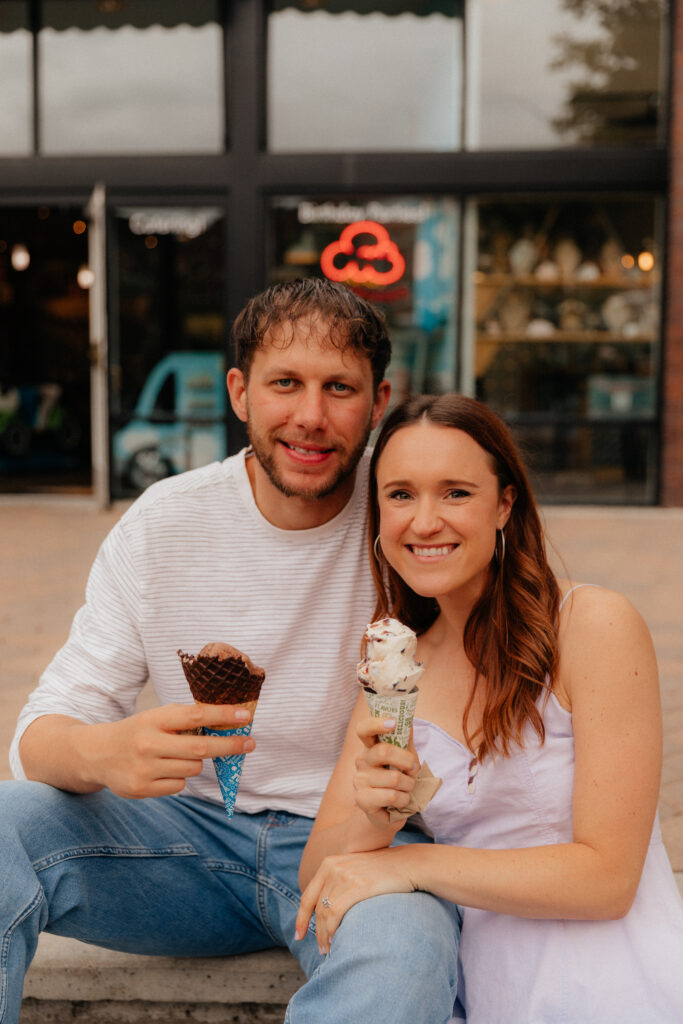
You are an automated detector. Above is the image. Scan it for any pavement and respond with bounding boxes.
[1,496,682,882]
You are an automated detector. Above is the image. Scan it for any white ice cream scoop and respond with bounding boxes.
[357,617,424,695]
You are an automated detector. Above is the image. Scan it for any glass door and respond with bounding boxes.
[108,204,228,499]
[0,203,92,494]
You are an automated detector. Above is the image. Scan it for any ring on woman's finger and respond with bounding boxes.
[320,896,332,909]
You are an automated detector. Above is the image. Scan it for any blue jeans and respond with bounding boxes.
[1,780,460,1024]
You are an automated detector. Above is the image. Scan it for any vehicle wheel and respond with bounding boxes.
[0,417,31,456]
[128,448,172,491]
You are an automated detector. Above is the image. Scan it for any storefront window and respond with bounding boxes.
[467,196,661,503]
[0,2,32,156]
[110,207,227,498]
[269,196,460,402]
[0,206,91,493]
[467,0,667,149]
[39,1,224,155]
[267,1,463,152]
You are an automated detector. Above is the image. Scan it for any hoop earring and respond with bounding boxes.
[373,535,383,563]
[496,528,506,566]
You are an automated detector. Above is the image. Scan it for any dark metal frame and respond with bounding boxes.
[0,0,672,490]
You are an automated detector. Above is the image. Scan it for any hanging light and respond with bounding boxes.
[11,244,30,271]
[77,265,95,289]
[637,251,655,273]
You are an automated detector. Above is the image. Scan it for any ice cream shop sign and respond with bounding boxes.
[320,220,406,288]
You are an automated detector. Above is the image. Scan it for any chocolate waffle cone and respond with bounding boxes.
[177,642,265,706]
[177,642,265,817]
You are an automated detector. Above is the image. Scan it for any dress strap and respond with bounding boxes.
[558,583,601,614]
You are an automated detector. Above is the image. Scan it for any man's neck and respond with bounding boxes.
[244,451,356,530]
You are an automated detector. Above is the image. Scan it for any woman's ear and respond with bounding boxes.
[497,484,517,529]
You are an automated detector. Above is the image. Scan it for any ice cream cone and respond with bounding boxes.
[177,644,265,817]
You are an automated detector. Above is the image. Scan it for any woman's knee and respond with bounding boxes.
[336,892,460,972]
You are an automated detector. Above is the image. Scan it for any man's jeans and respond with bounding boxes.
[1,781,460,1024]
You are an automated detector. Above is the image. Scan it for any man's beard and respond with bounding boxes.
[246,416,373,500]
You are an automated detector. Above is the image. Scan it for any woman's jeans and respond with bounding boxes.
[1,781,460,1024]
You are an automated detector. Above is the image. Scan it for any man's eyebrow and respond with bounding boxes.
[266,365,360,383]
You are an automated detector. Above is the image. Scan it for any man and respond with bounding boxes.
[2,279,459,1024]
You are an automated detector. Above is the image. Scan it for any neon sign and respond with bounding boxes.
[320,220,406,287]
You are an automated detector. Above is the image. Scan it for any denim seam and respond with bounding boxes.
[254,812,296,944]
[32,844,197,872]
[206,861,301,907]
[0,885,45,1022]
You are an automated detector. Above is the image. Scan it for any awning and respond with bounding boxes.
[0,1,219,34]
[0,0,463,35]
[271,1,463,16]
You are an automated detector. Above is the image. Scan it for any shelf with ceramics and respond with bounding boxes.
[474,233,659,379]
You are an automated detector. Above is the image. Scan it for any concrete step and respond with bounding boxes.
[22,933,305,1024]
[21,877,683,1021]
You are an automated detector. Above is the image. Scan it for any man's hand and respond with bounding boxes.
[20,703,254,798]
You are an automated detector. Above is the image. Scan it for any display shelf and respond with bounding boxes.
[476,331,656,345]
[473,273,657,290]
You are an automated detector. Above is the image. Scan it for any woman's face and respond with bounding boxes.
[375,420,515,605]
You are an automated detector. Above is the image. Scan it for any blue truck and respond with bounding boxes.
[113,351,227,492]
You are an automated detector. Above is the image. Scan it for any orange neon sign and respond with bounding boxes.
[320,220,406,287]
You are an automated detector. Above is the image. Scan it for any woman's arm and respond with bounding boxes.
[298,692,420,890]
[297,587,662,950]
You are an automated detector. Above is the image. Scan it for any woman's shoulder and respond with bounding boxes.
[553,580,656,708]
[556,580,645,622]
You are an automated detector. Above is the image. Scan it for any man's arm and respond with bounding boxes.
[19,704,255,797]
[11,511,251,796]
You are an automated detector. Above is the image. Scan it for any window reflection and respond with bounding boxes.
[0,2,32,156]
[268,1,463,152]
[39,0,223,155]
[269,195,459,402]
[468,0,666,149]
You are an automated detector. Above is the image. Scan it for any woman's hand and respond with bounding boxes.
[354,717,420,827]
[295,847,418,953]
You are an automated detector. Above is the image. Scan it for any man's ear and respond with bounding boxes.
[371,379,391,430]
[227,368,248,423]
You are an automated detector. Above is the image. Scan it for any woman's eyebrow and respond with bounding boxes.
[380,477,479,489]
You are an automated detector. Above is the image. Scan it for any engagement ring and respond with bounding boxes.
[320,896,332,909]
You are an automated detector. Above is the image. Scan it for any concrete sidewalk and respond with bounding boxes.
[1,496,682,876]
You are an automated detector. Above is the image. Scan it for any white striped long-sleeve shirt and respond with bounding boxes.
[10,449,376,818]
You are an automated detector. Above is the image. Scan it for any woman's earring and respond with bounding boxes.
[495,528,506,566]
[373,535,383,563]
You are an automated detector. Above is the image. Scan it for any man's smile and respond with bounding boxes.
[279,440,336,464]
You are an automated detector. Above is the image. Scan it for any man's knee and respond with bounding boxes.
[0,780,91,854]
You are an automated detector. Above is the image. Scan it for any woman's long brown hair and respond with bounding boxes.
[368,394,560,760]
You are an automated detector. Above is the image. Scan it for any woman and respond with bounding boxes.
[293,394,683,1023]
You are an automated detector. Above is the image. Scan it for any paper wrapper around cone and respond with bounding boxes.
[363,688,419,749]
[177,646,265,818]
[362,685,442,822]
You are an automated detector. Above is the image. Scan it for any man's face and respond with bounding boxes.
[228,318,390,521]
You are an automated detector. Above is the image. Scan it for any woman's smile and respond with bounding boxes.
[408,543,458,560]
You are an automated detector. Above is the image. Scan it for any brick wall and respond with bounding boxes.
[662,1,683,505]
